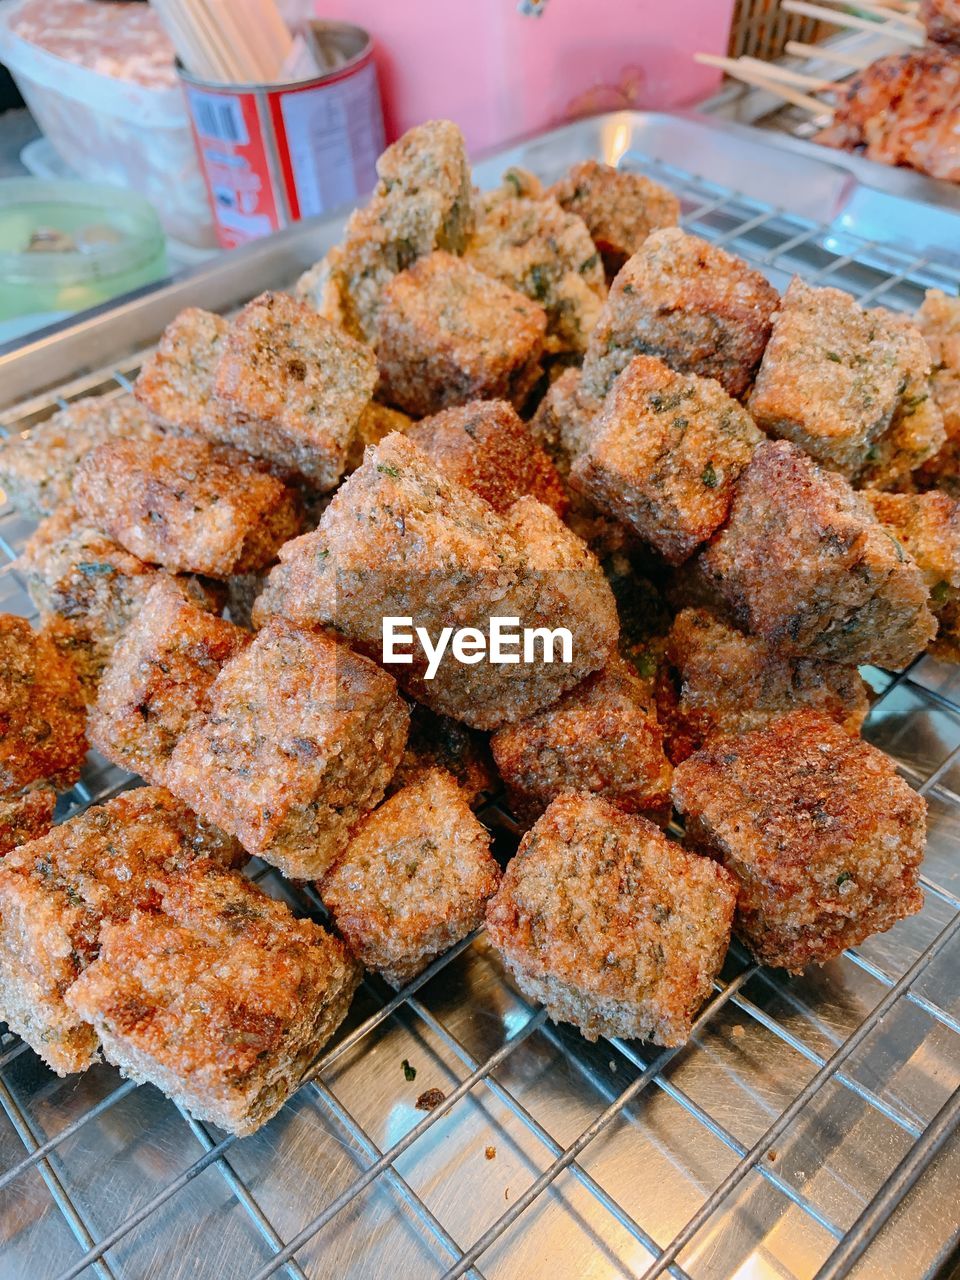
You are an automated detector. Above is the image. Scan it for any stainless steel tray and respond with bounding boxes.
[1,111,959,1280]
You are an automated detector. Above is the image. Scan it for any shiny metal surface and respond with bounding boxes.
[1,112,959,1280]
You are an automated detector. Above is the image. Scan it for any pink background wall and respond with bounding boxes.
[313,0,733,150]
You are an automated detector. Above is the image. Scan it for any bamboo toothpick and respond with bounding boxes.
[781,0,924,45]
[740,55,839,90]
[799,0,924,29]
[695,52,836,115]
[784,39,875,69]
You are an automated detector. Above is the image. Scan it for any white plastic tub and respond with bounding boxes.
[0,0,215,247]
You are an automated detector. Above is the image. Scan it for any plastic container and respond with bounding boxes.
[0,0,215,247]
[0,178,168,343]
[311,0,737,152]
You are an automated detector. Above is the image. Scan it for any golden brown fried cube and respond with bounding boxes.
[407,399,567,515]
[20,506,222,700]
[165,620,410,879]
[0,395,163,518]
[528,367,600,479]
[662,607,869,762]
[299,119,475,342]
[376,252,547,416]
[388,704,496,808]
[464,191,605,354]
[0,787,55,857]
[749,280,942,482]
[254,434,618,730]
[211,291,378,490]
[321,768,500,985]
[73,435,302,577]
[914,290,960,495]
[345,401,414,474]
[491,656,672,823]
[89,578,251,783]
[581,228,778,401]
[0,786,242,1075]
[571,356,763,564]
[486,793,736,1044]
[700,441,936,669]
[865,489,960,661]
[65,861,360,1135]
[133,307,230,433]
[549,160,681,280]
[673,710,926,972]
[0,615,86,796]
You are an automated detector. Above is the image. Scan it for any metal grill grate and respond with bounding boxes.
[2,152,960,1280]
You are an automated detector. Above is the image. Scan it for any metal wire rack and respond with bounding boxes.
[1,141,960,1280]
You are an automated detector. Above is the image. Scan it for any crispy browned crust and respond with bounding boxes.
[548,160,680,280]
[376,252,547,416]
[211,291,378,489]
[65,861,360,1135]
[346,401,415,473]
[0,787,243,1075]
[913,290,960,495]
[581,228,778,401]
[0,394,164,518]
[662,607,869,762]
[321,768,500,985]
[89,578,251,782]
[165,620,410,879]
[672,710,926,972]
[486,793,736,1044]
[464,191,606,354]
[300,120,475,342]
[254,433,618,729]
[20,506,222,701]
[407,399,568,515]
[0,615,87,795]
[748,279,942,482]
[133,307,231,432]
[73,435,302,578]
[0,788,56,857]
[865,488,960,661]
[491,656,673,823]
[571,356,763,564]
[700,440,937,668]
[388,704,496,808]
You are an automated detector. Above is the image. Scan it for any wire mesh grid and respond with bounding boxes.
[1,152,960,1280]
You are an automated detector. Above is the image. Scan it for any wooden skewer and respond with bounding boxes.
[798,0,924,29]
[858,0,918,12]
[784,39,875,69]
[695,52,836,115]
[781,0,924,44]
[739,55,840,90]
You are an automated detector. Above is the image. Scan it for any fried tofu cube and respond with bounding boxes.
[73,435,302,577]
[65,862,360,1135]
[388,704,496,808]
[571,356,763,564]
[914,290,960,495]
[0,395,163,518]
[672,710,926,972]
[548,160,681,280]
[345,401,414,474]
[528,367,600,479]
[299,120,475,343]
[211,291,378,490]
[486,793,736,1044]
[491,656,672,823]
[865,489,960,661]
[20,506,223,700]
[254,434,618,730]
[662,607,869,762]
[133,307,230,433]
[320,768,500,985]
[0,615,86,795]
[89,578,251,783]
[749,280,942,481]
[376,252,547,416]
[464,191,606,354]
[700,440,936,669]
[0,788,55,857]
[581,228,778,401]
[0,787,242,1075]
[165,620,410,879]
[407,399,567,515]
